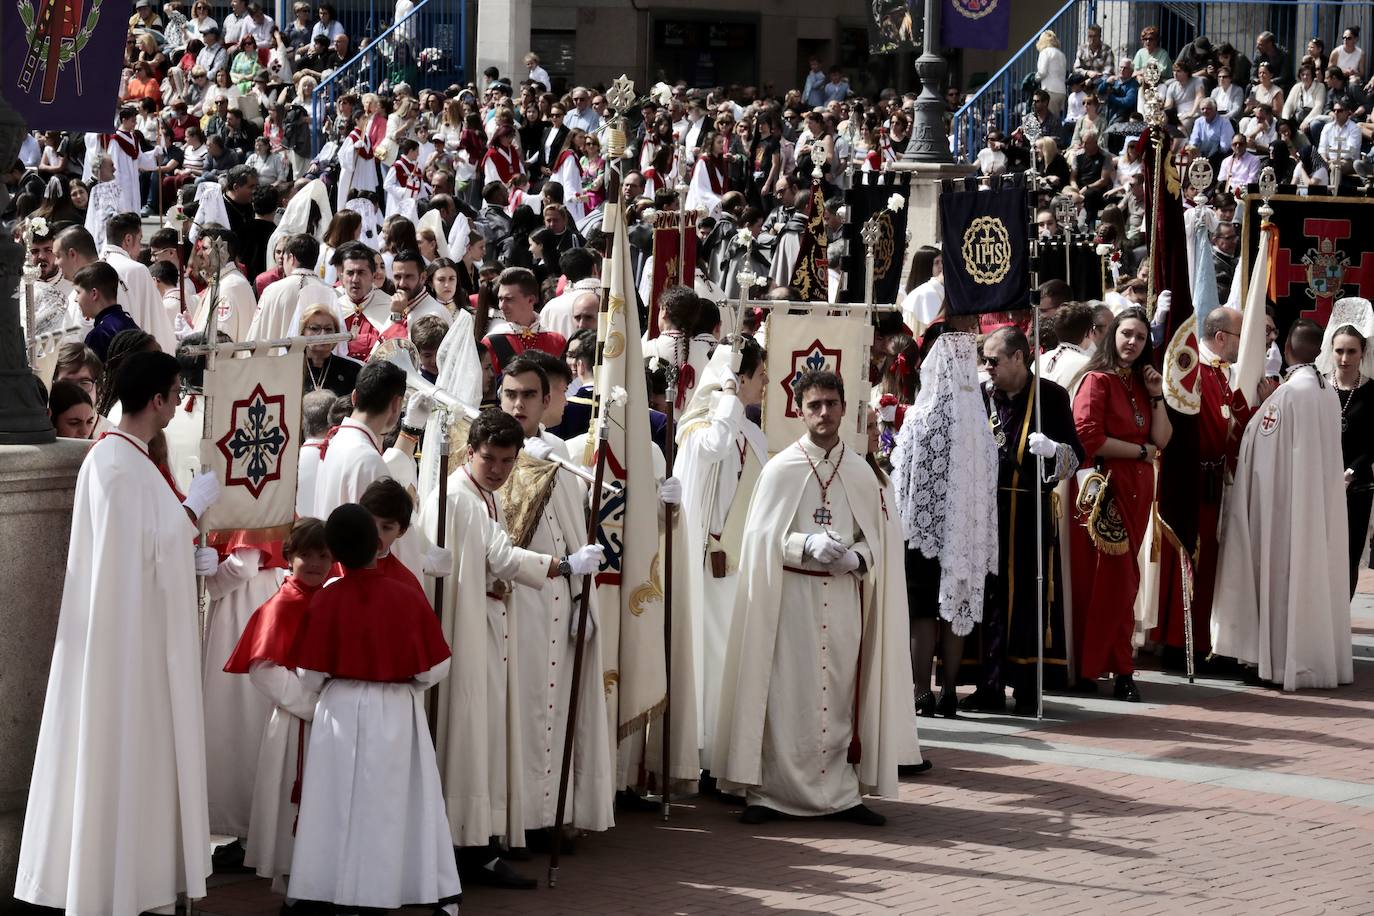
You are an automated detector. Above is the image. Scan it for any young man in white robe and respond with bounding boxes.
[296,390,335,519]
[1212,319,1354,691]
[188,226,259,342]
[713,369,916,826]
[109,106,153,214]
[336,244,395,362]
[422,409,605,888]
[378,248,454,346]
[643,286,717,414]
[383,138,428,223]
[673,338,768,778]
[101,211,179,353]
[336,110,381,203]
[247,234,337,341]
[16,350,222,915]
[498,355,616,841]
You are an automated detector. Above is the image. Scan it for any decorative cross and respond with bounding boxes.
[1054,195,1075,234]
[1258,165,1278,219]
[1139,60,1162,89]
[1328,134,1346,197]
[860,217,882,249]
[607,75,635,113]
[811,142,829,180]
[813,505,834,526]
[223,397,287,489]
[1188,157,1214,200]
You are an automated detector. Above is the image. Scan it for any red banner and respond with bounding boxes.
[790,180,829,302]
[649,210,699,338]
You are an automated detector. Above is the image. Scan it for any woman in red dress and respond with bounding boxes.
[1069,307,1172,701]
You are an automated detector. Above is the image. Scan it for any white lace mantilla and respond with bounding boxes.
[892,331,1000,635]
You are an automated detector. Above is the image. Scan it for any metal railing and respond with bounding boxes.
[308,0,467,153]
[952,0,1374,162]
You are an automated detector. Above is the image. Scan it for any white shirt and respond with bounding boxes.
[528,65,551,90]
[1319,118,1362,163]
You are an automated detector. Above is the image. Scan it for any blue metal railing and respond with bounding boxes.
[308,0,467,153]
[951,0,1374,162]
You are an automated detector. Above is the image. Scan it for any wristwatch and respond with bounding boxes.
[558,557,573,577]
[399,424,424,439]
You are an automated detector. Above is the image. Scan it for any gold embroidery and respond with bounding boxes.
[628,553,663,616]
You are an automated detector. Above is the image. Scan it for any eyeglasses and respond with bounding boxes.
[70,377,97,393]
[551,111,564,118]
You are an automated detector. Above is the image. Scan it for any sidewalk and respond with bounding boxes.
[196,585,1374,916]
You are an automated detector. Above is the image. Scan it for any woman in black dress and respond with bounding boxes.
[1328,325,1374,597]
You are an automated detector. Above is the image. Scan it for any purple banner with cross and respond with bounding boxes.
[941,0,1010,51]
[3,0,134,131]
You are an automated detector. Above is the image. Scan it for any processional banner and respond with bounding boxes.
[4,0,133,130]
[763,312,872,456]
[938,175,1029,316]
[201,344,305,540]
[843,170,911,305]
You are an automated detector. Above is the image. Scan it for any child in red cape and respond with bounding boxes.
[285,504,461,914]
[223,517,332,899]
[357,477,428,596]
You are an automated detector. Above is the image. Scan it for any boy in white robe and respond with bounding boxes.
[190,227,260,342]
[286,504,461,913]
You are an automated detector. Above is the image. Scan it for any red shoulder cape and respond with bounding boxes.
[329,551,424,597]
[289,566,450,682]
[223,575,319,673]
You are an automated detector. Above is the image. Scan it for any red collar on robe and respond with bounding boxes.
[365,111,387,148]
[347,128,375,160]
[98,430,182,500]
[553,148,581,175]
[288,565,449,682]
[343,302,382,359]
[223,575,320,673]
[482,145,523,182]
[111,130,140,158]
[392,156,422,192]
[703,157,729,195]
[330,551,421,594]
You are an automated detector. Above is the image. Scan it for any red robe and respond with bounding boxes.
[223,575,320,674]
[342,301,382,361]
[328,551,424,599]
[1152,359,1255,653]
[1069,370,1155,680]
[289,566,449,683]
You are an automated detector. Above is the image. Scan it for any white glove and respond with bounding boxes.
[1265,342,1282,377]
[1346,468,1355,488]
[1155,289,1172,317]
[422,545,453,576]
[1027,432,1059,459]
[658,476,682,505]
[804,532,846,564]
[194,547,219,576]
[524,437,555,461]
[183,472,221,520]
[404,391,434,429]
[718,368,739,392]
[831,549,862,574]
[566,543,604,576]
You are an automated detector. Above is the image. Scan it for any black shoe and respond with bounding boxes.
[827,804,886,827]
[935,688,959,718]
[1160,645,1187,672]
[739,804,778,825]
[211,839,251,874]
[462,857,537,890]
[1012,693,1038,716]
[615,788,661,812]
[898,759,934,776]
[1068,677,1100,695]
[501,845,531,862]
[958,689,1007,712]
[914,690,936,717]
[1242,666,1263,686]
[699,772,719,796]
[1113,674,1141,702]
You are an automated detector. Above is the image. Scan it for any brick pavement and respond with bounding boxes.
[181,587,1374,915]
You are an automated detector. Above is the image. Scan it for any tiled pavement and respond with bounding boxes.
[192,576,1374,915]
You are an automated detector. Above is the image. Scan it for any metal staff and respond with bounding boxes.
[1139,62,1166,309]
[1055,194,1074,290]
[196,238,227,662]
[1022,112,1048,720]
[426,409,452,734]
[548,415,611,888]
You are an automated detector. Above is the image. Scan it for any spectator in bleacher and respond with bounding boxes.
[1189,98,1234,167]
[1283,64,1326,130]
[823,67,851,104]
[1245,62,1284,117]
[283,3,314,52]
[196,26,228,79]
[1069,94,1106,150]
[1132,26,1171,78]
[312,3,344,44]
[1254,32,1292,88]
[1163,62,1206,133]
[231,34,262,93]
[1074,24,1115,82]
[1036,31,1068,116]
[1318,100,1361,180]
[1029,88,1063,140]
[1211,66,1245,120]
[223,0,249,47]
[1302,38,1328,84]
[129,0,162,30]
[1174,35,1215,79]
[1104,58,1139,124]
[1332,27,1366,83]
[1214,42,1251,90]
[1308,68,1368,145]
[187,0,217,40]
[1218,135,1261,193]
[1068,130,1112,225]
[245,3,276,46]
[1238,103,1277,155]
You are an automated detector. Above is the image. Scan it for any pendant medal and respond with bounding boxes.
[813,505,833,526]
[1221,404,1232,420]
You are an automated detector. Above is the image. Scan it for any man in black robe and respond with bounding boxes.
[962,326,1084,714]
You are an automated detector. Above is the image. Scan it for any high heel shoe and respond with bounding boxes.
[914,690,936,717]
[935,688,959,718]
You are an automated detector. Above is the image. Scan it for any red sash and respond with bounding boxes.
[482,146,522,182]
[704,157,729,195]
[111,130,140,158]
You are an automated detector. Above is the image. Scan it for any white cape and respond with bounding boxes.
[1211,366,1353,690]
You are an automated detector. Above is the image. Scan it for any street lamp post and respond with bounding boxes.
[903,0,953,163]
